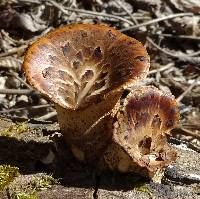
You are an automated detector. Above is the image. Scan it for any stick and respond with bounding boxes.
[115,0,138,24]
[176,77,200,103]
[147,37,200,64]
[0,89,37,95]
[120,13,193,32]
[148,63,174,75]
[154,33,200,41]
[0,104,52,113]
[0,45,27,58]
[36,111,57,121]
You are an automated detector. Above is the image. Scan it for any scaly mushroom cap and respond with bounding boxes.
[23,24,150,110]
[103,86,179,178]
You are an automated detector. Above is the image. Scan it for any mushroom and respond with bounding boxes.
[103,86,179,179]
[23,24,150,163]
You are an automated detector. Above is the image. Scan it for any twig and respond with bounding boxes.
[1,30,26,45]
[0,89,37,95]
[0,27,53,58]
[36,111,57,121]
[0,45,27,58]
[0,104,52,113]
[147,37,181,57]
[147,37,200,64]
[170,137,200,153]
[18,0,41,4]
[182,124,200,131]
[6,72,33,89]
[186,50,200,57]
[148,63,174,75]
[127,78,155,91]
[151,34,200,57]
[0,57,22,70]
[46,0,134,25]
[76,13,150,22]
[154,33,200,41]
[115,0,137,24]
[120,13,193,32]
[176,77,200,103]
[178,127,200,140]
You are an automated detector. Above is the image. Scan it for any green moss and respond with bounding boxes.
[0,165,19,190]
[135,183,149,192]
[16,192,38,199]
[9,174,59,199]
[135,183,152,197]
[0,122,28,137]
[135,183,151,194]
[31,175,59,190]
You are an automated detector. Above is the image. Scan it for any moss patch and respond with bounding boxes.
[135,183,152,197]
[0,122,28,137]
[9,174,59,199]
[15,191,38,199]
[0,165,19,190]
[31,175,59,190]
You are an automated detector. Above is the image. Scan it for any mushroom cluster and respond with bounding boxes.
[23,24,179,179]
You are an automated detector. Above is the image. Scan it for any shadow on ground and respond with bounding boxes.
[0,133,148,191]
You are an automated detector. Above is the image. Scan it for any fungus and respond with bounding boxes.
[103,86,179,179]
[23,24,150,163]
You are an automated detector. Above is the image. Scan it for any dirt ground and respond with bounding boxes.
[0,0,200,199]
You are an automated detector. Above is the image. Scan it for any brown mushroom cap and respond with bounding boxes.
[103,86,179,177]
[23,24,150,110]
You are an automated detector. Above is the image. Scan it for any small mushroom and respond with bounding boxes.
[23,24,150,163]
[103,86,179,179]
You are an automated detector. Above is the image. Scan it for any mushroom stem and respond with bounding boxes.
[55,91,122,162]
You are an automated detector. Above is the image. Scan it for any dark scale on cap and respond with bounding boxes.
[165,119,174,128]
[49,55,58,64]
[152,114,162,128]
[83,46,93,57]
[107,30,116,41]
[138,136,152,154]
[76,51,84,61]
[98,71,108,80]
[58,70,74,82]
[93,46,103,60]
[93,79,106,90]
[80,30,88,37]
[42,67,54,78]
[73,61,81,69]
[168,107,178,119]
[135,56,145,62]
[81,70,94,82]
[61,43,71,56]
